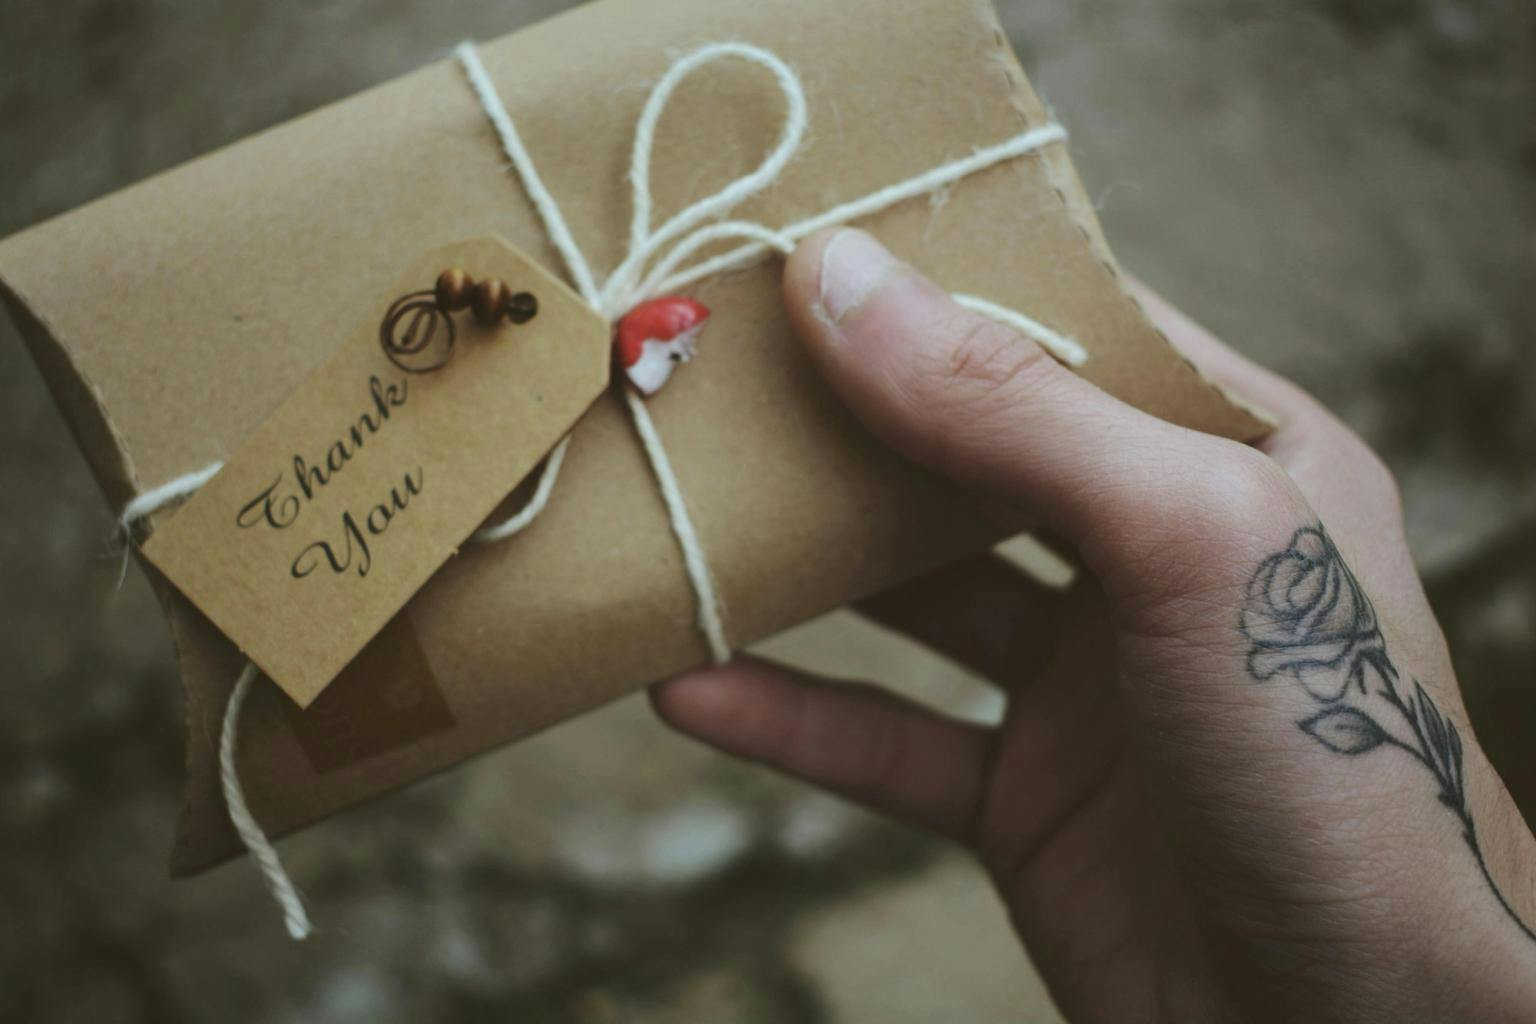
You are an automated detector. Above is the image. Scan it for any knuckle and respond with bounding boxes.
[1216,445,1302,515]
[1127,441,1300,538]
[896,314,1059,487]
[1094,442,1307,609]
[1348,439,1403,511]
[1194,444,1302,527]
[931,313,1057,405]
[1294,411,1403,511]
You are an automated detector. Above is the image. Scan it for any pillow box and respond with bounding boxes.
[0,0,1268,874]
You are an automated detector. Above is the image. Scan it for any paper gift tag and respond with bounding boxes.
[144,236,609,707]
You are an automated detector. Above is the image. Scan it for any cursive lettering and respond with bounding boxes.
[235,374,409,530]
[290,467,423,579]
[236,474,302,530]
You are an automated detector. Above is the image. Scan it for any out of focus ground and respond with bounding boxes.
[1,0,1532,1020]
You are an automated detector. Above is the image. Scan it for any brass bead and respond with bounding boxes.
[505,291,538,324]
[434,268,475,312]
[471,278,510,324]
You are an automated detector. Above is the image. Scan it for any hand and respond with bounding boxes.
[651,228,1536,1022]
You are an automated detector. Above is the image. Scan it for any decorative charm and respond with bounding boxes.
[614,296,710,396]
[380,267,538,374]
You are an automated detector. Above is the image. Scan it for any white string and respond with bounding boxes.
[117,40,1079,939]
[114,459,226,589]
[635,221,797,303]
[622,389,731,663]
[650,123,1070,296]
[470,435,571,543]
[953,294,1088,367]
[119,461,224,534]
[455,42,601,307]
[600,43,808,317]
[221,662,313,939]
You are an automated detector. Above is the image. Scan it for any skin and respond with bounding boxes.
[650,228,1536,1022]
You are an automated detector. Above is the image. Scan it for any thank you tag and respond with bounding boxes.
[144,236,609,707]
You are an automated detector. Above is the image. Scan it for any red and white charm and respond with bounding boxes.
[613,296,711,396]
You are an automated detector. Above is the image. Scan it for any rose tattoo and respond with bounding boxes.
[1240,526,1388,702]
[1240,524,1534,943]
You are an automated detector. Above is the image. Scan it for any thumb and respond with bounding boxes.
[781,228,1295,576]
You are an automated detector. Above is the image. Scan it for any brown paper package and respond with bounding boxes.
[0,0,1269,874]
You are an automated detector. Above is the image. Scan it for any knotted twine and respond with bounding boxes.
[118,41,1085,939]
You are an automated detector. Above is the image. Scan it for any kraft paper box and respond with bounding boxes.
[0,0,1267,874]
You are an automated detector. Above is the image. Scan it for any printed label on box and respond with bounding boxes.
[283,613,455,773]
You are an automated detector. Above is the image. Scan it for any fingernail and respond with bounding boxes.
[817,228,902,324]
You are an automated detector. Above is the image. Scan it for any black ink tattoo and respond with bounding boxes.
[1240,525,1535,943]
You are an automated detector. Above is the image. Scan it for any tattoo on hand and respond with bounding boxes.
[1240,524,1535,944]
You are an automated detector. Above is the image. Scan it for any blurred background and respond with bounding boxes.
[1,0,1533,1020]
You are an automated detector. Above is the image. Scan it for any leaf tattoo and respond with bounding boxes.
[1240,525,1534,943]
[1297,706,1387,755]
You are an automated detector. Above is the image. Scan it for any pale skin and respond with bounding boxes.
[650,227,1536,1022]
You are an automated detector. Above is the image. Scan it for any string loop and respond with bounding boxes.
[605,43,808,318]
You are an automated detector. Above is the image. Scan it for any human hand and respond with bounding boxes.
[651,228,1536,1022]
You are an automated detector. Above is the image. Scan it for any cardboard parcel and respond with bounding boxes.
[0,0,1268,873]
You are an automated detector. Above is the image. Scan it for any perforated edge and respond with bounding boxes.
[974,2,1274,441]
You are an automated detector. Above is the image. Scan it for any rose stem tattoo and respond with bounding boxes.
[1240,524,1535,944]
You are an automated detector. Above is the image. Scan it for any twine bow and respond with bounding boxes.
[457,40,1084,663]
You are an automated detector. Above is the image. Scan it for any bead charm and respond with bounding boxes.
[436,268,538,325]
[434,268,474,311]
[380,267,539,373]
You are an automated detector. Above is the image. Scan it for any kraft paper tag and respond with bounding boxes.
[144,236,609,707]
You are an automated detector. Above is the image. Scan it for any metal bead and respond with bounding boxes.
[434,268,475,312]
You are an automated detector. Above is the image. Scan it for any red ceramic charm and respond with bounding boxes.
[614,296,711,396]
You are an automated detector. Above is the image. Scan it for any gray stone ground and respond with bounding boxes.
[1,0,1532,1020]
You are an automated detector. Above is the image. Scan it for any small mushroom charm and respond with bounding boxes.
[614,296,711,396]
